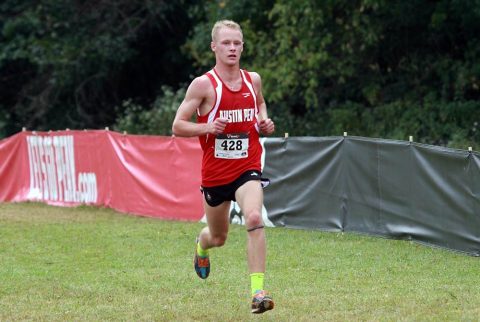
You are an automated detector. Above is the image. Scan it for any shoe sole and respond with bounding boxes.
[252,298,274,314]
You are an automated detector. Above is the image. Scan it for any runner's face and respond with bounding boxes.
[212,27,243,66]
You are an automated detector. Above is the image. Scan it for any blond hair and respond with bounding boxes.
[211,20,243,42]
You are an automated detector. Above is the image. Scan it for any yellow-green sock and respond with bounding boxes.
[197,241,209,257]
[250,273,265,296]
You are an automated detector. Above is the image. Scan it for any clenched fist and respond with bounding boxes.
[208,118,228,135]
[258,118,275,135]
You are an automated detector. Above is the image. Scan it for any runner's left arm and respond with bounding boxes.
[250,72,275,135]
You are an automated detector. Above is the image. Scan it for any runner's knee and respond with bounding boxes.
[245,209,262,229]
[210,233,227,247]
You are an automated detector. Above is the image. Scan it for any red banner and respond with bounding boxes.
[0,130,204,221]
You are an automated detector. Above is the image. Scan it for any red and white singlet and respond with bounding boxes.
[198,69,262,187]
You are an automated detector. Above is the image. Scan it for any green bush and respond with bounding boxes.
[113,86,186,136]
[270,99,480,150]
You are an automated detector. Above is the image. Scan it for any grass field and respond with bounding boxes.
[0,202,479,321]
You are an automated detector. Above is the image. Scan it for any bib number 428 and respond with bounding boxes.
[215,133,249,159]
[221,140,243,151]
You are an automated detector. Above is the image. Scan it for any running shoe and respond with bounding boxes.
[251,290,274,314]
[194,237,210,279]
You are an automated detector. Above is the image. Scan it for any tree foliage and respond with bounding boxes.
[182,0,480,148]
[113,86,185,136]
[0,0,194,136]
[1,0,479,149]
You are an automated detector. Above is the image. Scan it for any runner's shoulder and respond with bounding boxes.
[191,75,212,89]
[247,71,262,85]
[188,75,213,98]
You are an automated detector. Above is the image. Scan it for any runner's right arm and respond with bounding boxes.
[172,76,227,137]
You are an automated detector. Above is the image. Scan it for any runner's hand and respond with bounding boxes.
[209,118,228,135]
[259,118,275,135]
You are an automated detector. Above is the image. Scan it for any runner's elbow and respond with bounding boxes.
[172,120,193,137]
[172,120,182,136]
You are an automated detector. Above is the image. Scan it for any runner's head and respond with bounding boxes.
[211,20,243,42]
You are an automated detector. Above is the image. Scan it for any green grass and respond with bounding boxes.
[0,202,479,321]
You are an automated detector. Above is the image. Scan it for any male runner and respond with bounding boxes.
[172,20,275,314]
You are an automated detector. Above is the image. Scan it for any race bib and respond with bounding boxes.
[215,133,249,159]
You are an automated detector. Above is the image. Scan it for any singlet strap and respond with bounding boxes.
[240,69,259,132]
[205,70,223,124]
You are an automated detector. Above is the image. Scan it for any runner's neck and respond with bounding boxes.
[214,65,241,84]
